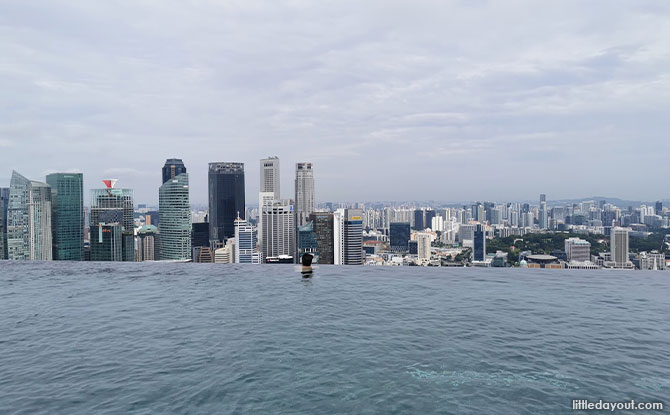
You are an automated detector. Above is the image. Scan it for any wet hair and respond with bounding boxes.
[301,253,313,266]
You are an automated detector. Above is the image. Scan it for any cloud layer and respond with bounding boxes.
[1,0,668,204]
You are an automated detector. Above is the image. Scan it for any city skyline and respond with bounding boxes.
[1,1,669,203]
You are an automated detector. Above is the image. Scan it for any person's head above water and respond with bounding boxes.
[301,253,313,267]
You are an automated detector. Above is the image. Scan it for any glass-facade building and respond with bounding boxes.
[310,212,334,264]
[0,187,8,259]
[298,220,319,262]
[473,224,486,261]
[159,172,191,260]
[46,173,84,261]
[208,162,245,243]
[389,222,410,252]
[90,187,134,262]
[7,171,52,261]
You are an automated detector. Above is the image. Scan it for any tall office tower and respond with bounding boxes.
[655,201,663,216]
[89,180,134,262]
[209,162,245,243]
[46,173,84,261]
[424,209,435,230]
[538,202,548,229]
[295,162,314,227]
[234,216,260,264]
[310,212,334,264]
[260,199,295,261]
[540,194,546,203]
[159,172,191,260]
[0,187,8,259]
[610,227,632,268]
[473,224,486,262]
[6,171,53,261]
[260,156,280,199]
[334,208,363,265]
[136,225,157,261]
[413,209,424,230]
[389,222,411,252]
[257,191,275,246]
[565,237,591,262]
[416,232,432,262]
[162,158,187,185]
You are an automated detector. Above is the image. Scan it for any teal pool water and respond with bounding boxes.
[1,262,669,414]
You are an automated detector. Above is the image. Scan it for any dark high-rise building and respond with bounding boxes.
[389,222,410,252]
[208,162,245,243]
[90,181,134,262]
[473,224,486,262]
[425,209,435,230]
[46,173,84,261]
[655,201,663,215]
[191,222,210,249]
[162,158,187,185]
[408,240,418,255]
[540,194,546,203]
[310,212,334,264]
[0,187,8,259]
[413,209,424,230]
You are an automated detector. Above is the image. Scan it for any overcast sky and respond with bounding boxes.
[1,0,669,205]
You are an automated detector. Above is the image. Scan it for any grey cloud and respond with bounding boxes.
[0,0,668,204]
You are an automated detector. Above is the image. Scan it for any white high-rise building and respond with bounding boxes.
[234,216,261,264]
[260,156,280,199]
[416,232,432,262]
[7,171,52,261]
[295,162,314,227]
[334,208,363,265]
[257,191,275,246]
[431,215,444,232]
[261,199,295,261]
[610,227,633,268]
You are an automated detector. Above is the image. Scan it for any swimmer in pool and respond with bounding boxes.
[301,253,314,277]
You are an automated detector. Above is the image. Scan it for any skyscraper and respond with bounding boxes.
[191,222,210,259]
[334,208,363,265]
[260,199,295,261]
[260,156,280,199]
[413,209,424,230]
[209,162,245,243]
[473,224,486,261]
[295,162,314,227]
[7,171,53,261]
[610,227,632,268]
[159,171,191,261]
[46,173,84,261]
[424,209,435,230]
[162,158,187,185]
[416,232,432,262]
[234,216,261,264]
[389,222,410,252]
[310,212,334,264]
[0,187,9,259]
[89,180,134,262]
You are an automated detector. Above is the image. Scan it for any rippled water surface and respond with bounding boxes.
[1,262,669,414]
